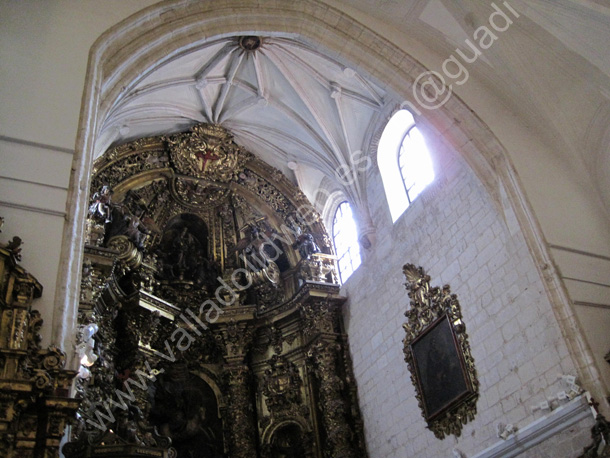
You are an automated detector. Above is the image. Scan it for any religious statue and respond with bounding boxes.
[292,232,320,260]
[124,214,151,250]
[88,185,113,223]
[102,204,152,251]
[156,219,220,293]
[5,235,23,261]
[233,218,275,270]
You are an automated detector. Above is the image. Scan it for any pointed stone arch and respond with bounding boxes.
[56,0,606,414]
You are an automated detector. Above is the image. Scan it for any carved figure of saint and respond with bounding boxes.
[89,185,113,223]
[293,232,320,260]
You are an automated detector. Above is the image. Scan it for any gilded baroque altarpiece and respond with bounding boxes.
[63,124,368,458]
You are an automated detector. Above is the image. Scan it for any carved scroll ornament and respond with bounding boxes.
[402,264,479,439]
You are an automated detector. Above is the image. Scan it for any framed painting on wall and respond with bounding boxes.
[402,263,479,439]
[410,314,473,421]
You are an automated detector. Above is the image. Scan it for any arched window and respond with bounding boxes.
[332,201,361,283]
[398,125,434,204]
[378,110,435,222]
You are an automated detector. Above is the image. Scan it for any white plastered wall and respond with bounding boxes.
[0,0,159,344]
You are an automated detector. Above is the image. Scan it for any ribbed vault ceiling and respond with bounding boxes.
[98,35,391,204]
[94,0,610,219]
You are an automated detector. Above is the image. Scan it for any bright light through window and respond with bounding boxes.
[332,202,361,283]
[378,110,435,222]
[398,126,435,203]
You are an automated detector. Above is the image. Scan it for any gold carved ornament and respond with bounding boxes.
[261,355,303,412]
[402,264,479,439]
[166,123,251,183]
[75,122,361,457]
[0,218,79,458]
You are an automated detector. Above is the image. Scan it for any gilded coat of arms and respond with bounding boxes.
[166,124,251,182]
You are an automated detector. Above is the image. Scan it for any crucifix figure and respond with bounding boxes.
[195,148,221,172]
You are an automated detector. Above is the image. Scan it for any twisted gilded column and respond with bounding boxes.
[217,318,258,458]
[223,364,258,458]
[309,341,358,458]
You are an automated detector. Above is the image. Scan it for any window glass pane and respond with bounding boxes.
[332,202,361,283]
[378,110,434,222]
[398,126,434,204]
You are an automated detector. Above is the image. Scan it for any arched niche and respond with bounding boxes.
[161,214,209,254]
[149,363,225,458]
[261,418,313,458]
[157,213,211,288]
[269,423,308,458]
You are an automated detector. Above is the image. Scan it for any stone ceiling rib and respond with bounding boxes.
[332,87,352,157]
[252,52,266,99]
[353,73,384,106]
[104,103,205,130]
[228,123,337,175]
[196,84,213,123]
[213,52,245,123]
[261,96,335,157]
[194,42,236,82]
[263,46,345,162]
[267,44,332,90]
[217,96,259,123]
[231,119,337,172]
[107,77,196,120]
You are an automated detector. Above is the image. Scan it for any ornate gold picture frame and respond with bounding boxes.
[402,264,479,439]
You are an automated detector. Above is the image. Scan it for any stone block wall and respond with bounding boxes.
[341,131,593,457]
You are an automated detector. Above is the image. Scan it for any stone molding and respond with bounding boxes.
[472,394,593,458]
